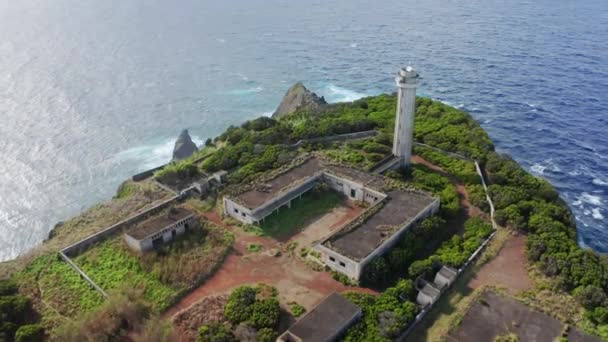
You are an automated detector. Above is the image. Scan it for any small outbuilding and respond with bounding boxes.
[277,292,361,342]
[416,282,441,307]
[433,265,458,289]
[124,207,196,252]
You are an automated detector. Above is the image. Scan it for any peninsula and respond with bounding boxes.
[0,68,606,342]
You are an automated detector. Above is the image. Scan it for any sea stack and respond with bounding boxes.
[172,129,198,161]
[272,82,327,118]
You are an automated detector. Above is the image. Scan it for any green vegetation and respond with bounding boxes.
[494,332,520,342]
[361,216,450,287]
[481,152,608,337]
[155,159,200,184]
[344,279,418,341]
[14,324,44,342]
[289,302,306,318]
[198,323,235,342]
[194,285,283,341]
[413,145,480,184]
[75,219,233,311]
[256,189,343,238]
[247,244,263,253]
[16,254,105,329]
[0,279,42,342]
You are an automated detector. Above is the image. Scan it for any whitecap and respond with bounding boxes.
[593,178,608,186]
[531,163,547,175]
[216,38,226,43]
[321,84,367,103]
[575,192,603,206]
[350,43,358,48]
[591,208,604,220]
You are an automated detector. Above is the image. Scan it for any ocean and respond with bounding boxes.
[0,0,607,261]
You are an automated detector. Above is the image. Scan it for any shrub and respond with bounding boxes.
[289,302,306,318]
[573,285,607,310]
[0,279,18,296]
[224,286,257,324]
[256,328,278,342]
[250,298,280,329]
[14,324,44,342]
[197,323,235,342]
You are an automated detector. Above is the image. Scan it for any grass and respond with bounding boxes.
[247,244,263,253]
[74,218,233,312]
[258,190,343,238]
[15,254,105,331]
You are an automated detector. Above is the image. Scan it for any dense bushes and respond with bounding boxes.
[14,324,44,342]
[223,285,280,330]
[198,323,235,342]
[361,216,448,287]
[343,280,418,341]
[155,160,200,183]
[0,279,39,342]
[483,152,608,334]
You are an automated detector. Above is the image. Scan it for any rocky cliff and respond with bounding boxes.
[272,82,327,118]
[172,129,199,161]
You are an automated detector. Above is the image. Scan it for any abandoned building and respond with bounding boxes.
[277,292,361,342]
[223,156,439,280]
[415,265,459,307]
[124,207,196,252]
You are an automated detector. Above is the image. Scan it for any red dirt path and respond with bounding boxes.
[163,209,376,320]
[469,233,532,294]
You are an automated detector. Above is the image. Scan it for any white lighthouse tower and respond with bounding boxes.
[392,66,418,168]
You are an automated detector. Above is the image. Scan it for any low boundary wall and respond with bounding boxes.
[395,145,498,340]
[291,130,378,148]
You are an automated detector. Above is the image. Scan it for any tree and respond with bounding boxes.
[573,285,607,310]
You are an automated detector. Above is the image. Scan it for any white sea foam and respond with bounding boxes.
[573,192,603,206]
[350,43,358,48]
[591,208,604,220]
[228,86,264,95]
[531,163,547,175]
[321,84,367,103]
[113,135,204,170]
[593,178,608,186]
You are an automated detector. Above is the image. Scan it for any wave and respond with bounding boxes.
[319,84,367,103]
[530,159,561,175]
[593,178,608,186]
[591,208,604,220]
[228,86,264,95]
[573,192,603,206]
[113,135,204,171]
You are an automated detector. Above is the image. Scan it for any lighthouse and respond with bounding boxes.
[392,66,418,168]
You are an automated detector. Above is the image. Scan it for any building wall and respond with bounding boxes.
[126,214,196,252]
[313,244,360,280]
[358,198,440,274]
[224,197,255,224]
[317,197,440,281]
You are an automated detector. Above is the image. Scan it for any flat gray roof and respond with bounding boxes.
[235,158,321,209]
[126,207,193,240]
[324,190,436,260]
[285,292,360,342]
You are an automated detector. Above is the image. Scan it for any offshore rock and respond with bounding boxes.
[172,129,199,161]
[272,82,327,118]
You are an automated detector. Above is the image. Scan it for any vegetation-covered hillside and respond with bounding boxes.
[1,92,606,340]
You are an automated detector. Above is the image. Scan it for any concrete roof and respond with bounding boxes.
[324,190,436,260]
[126,207,193,240]
[284,292,360,342]
[235,158,322,209]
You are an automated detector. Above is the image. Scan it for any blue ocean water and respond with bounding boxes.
[0,0,606,261]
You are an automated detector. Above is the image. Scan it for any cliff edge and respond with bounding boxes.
[272,82,327,118]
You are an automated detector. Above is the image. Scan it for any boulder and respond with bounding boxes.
[172,129,199,161]
[272,82,327,118]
